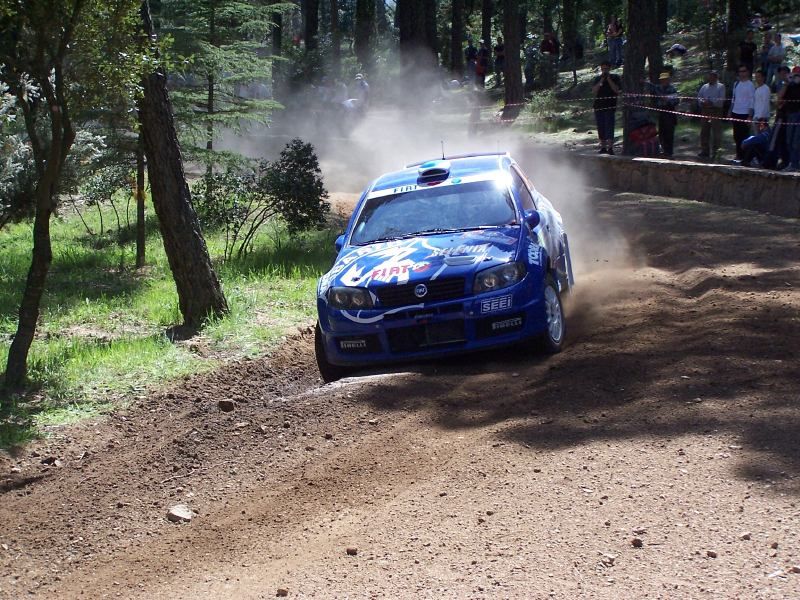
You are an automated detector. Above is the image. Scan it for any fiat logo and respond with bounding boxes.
[414,284,428,298]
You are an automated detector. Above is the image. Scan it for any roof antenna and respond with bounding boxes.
[441,140,445,160]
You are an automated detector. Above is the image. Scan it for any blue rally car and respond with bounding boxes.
[315,152,574,382]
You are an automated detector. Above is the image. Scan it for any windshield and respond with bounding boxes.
[350,180,517,245]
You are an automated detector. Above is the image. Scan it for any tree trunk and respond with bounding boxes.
[355,0,375,73]
[205,73,214,205]
[451,0,464,75]
[135,133,146,269]
[561,0,578,85]
[561,0,577,57]
[271,6,283,101]
[4,99,73,388]
[502,0,522,118]
[726,0,748,74]
[541,0,555,34]
[424,0,439,61]
[305,0,320,51]
[481,0,492,47]
[205,2,216,205]
[657,0,668,33]
[330,0,340,76]
[622,0,661,155]
[397,0,436,66]
[5,205,52,389]
[376,0,387,33]
[4,48,76,390]
[138,1,228,331]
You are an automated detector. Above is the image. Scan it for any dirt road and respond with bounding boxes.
[1,189,799,599]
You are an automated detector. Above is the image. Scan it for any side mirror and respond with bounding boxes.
[334,234,345,253]
[524,210,541,229]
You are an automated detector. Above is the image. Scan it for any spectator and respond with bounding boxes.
[493,37,505,87]
[476,40,490,88]
[647,72,679,157]
[772,66,794,168]
[697,70,726,159]
[606,16,624,67]
[772,65,790,94]
[665,44,687,59]
[729,64,755,160]
[540,31,560,55]
[524,34,539,93]
[739,30,757,75]
[465,39,478,81]
[741,119,775,167]
[753,68,771,124]
[591,60,622,154]
[759,32,773,74]
[352,74,370,106]
[766,34,785,87]
[777,66,800,172]
[540,32,560,88]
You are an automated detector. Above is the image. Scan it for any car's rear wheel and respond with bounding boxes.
[537,276,565,353]
[315,322,351,383]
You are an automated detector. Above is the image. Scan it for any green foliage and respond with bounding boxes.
[157,0,283,159]
[192,139,330,260]
[0,81,34,224]
[0,0,148,223]
[193,169,261,260]
[0,1,145,119]
[261,138,330,234]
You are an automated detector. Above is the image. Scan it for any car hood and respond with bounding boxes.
[319,227,521,294]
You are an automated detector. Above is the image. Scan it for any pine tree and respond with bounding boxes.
[156,0,280,171]
[451,0,464,75]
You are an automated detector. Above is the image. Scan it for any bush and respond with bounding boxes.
[193,138,329,261]
[259,138,329,234]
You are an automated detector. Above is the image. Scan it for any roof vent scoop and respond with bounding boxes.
[417,160,451,184]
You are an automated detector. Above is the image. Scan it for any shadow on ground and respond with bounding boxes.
[346,190,800,492]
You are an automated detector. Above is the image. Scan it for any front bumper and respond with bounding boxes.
[317,280,548,367]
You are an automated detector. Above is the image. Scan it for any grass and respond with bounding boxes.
[0,200,339,449]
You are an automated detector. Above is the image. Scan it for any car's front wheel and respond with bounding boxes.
[315,322,351,383]
[537,276,565,353]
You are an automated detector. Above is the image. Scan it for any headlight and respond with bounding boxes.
[327,287,374,309]
[473,262,525,294]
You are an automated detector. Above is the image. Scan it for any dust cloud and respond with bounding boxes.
[217,69,638,293]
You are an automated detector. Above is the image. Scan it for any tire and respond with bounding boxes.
[314,322,351,383]
[537,275,566,354]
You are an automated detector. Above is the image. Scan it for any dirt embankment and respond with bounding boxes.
[1,189,799,599]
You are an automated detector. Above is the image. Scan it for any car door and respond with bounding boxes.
[510,166,559,267]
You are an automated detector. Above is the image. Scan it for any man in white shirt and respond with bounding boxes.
[697,70,726,159]
[753,68,771,124]
[729,64,755,159]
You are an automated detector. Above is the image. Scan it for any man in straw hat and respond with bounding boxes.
[647,71,680,157]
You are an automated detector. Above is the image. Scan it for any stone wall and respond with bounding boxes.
[575,154,800,218]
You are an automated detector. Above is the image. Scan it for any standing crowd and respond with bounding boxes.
[589,23,800,172]
[465,31,561,91]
